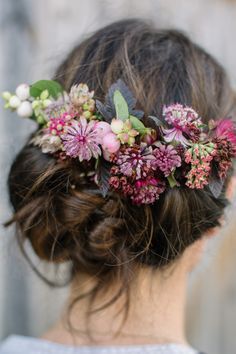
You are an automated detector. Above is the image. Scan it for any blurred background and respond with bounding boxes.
[1,0,236,353]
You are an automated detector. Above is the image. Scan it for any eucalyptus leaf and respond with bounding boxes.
[113,90,129,121]
[30,80,63,99]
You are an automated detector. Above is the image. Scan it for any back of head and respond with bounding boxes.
[6,19,236,318]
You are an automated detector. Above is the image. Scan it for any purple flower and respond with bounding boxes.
[152,143,181,177]
[162,104,202,145]
[61,117,101,161]
[114,144,155,180]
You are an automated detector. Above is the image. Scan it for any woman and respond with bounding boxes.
[1,19,236,354]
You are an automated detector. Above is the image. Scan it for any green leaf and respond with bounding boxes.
[129,115,147,134]
[113,90,129,121]
[30,80,63,99]
[167,173,178,188]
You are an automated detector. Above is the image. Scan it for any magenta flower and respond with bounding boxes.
[152,143,181,177]
[162,104,202,145]
[61,117,101,161]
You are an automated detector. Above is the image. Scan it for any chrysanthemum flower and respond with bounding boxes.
[61,117,102,161]
[152,143,181,177]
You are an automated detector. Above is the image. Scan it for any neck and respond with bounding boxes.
[42,261,190,347]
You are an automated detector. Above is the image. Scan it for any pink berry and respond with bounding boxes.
[96,121,112,138]
[111,119,124,134]
[102,132,120,153]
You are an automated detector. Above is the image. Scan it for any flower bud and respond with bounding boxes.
[32,100,40,109]
[2,91,11,101]
[102,132,120,153]
[128,136,135,146]
[17,101,33,117]
[111,119,124,134]
[9,95,21,109]
[42,99,52,108]
[142,128,157,145]
[84,110,92,119]
[16,84,30,101]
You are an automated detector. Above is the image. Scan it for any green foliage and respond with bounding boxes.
[113,90,129,121]
[30,80,63,99]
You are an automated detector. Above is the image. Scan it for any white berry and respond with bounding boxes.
[17,101,33,117]
[16,84,30,101]
[9,95,21,109]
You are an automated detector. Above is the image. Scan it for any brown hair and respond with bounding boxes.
[6,19,236,332]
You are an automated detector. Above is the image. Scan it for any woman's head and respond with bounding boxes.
[6,19,235,323]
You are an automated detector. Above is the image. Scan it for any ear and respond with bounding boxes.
[226,176,236,201]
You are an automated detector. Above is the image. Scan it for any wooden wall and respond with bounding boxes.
[0,1,236,353]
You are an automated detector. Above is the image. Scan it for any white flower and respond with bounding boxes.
[9,95,21,109]
[16,84,30,101]
[32,134,62,153]
[17,101,33,117]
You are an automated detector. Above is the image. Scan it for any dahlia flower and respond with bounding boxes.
[62,117,101,161]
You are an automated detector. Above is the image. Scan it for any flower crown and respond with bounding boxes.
[2,79,236,205]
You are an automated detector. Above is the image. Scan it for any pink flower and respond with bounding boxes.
[152,143,182,177]
[61,117,101,161]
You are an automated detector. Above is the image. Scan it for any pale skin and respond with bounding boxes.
[42,178,236,348]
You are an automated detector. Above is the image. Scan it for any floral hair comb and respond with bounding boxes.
[2,79,236,205]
